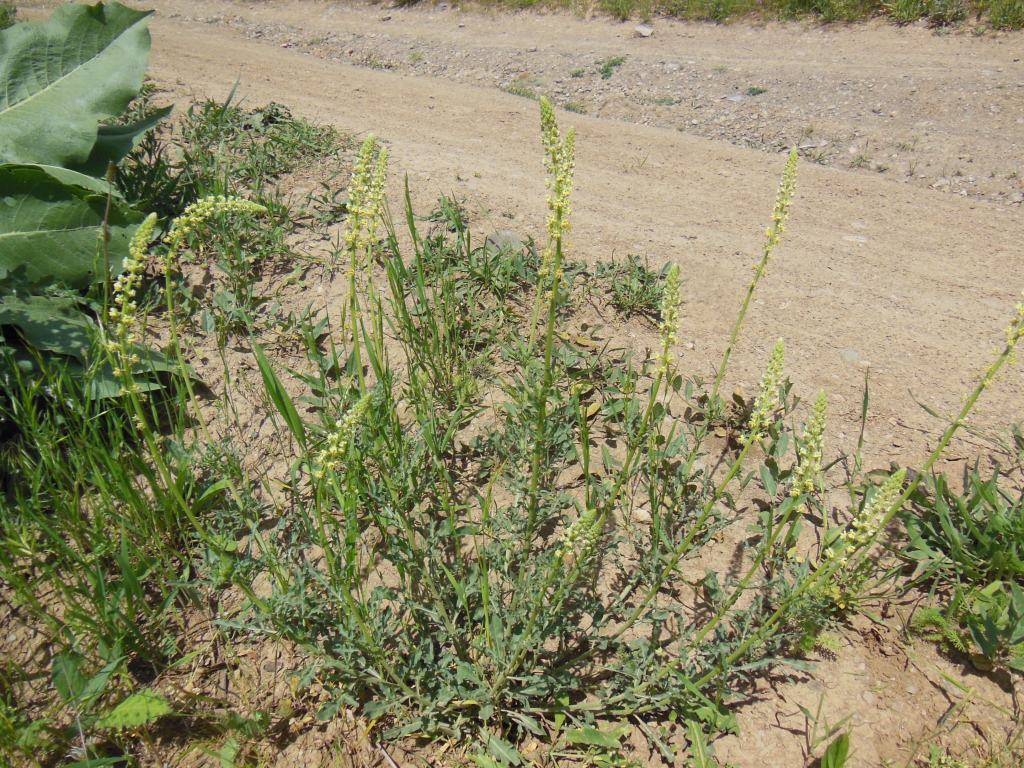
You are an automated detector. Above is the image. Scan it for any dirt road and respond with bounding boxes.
[127,0,1024,468]
[23,0,1024,461]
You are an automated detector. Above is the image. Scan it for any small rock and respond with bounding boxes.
[379,13,392,21]
[635,23,654,38]
[485,230,525,254]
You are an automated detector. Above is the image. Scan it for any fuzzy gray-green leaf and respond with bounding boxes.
[0,2,153,168]
[0,164,143,288]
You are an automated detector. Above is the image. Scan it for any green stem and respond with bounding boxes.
[525,232,564,541]
[610,439,755,643]
[698,333,1021,686]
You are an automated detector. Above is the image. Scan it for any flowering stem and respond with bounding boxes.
[710,150,797,408]
[697,310,1024,685]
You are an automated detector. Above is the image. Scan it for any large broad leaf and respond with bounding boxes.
[0,2,153,168]
[0,163,143,288]
[0,293,94,359]
[72,105,173,177]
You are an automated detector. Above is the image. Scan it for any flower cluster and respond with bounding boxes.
[538,97,575,287]
[314,394,372,479]
[107,213,158,368]
[105,197,267,399]
[823,468,906,570]
[818,468,905,609]
[742,339,785,447]
[790,390,827,510]
[164,195,267,256]
[344,135,389,275]
[759,149,798,270]
[555,507,600,566]
[657,263,681,377]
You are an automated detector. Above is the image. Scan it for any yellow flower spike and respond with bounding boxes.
[710,151,798,406]
[824,468,906,563]
[791,390,827,503]
[128,213,158,264]
[1004,293,1024,364]
[539,96,560,176]
[743,338,786,446]
[362,144,389,255]
[165,196,267,255]
[109,213,160,361]
[535,103,576,293]
[762,149,798,270]
[555,507,599,564]
[315,394,373,477]
[344,137,375,260]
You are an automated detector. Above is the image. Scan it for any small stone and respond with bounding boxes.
[379,13,392,21]
[485,230,525,254]
[635,23,654,38]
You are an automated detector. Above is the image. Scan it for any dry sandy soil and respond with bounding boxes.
[17,1,1024,765]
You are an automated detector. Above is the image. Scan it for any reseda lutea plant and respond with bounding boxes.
[245,99,815,756]
[244,99,1024,761]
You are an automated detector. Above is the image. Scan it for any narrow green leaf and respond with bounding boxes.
[51,651,86,704]
[565,726,621,749]
[821,733,850,768]
[686,721,716,768]
[485,733,523,766]
[253,343,306,450]
[219,736,241,768]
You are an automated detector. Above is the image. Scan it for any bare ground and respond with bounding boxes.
[15,1,1024,765]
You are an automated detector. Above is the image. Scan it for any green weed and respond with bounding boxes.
[598,55,627,79]
[5,5,1024,765]
[595,255,669,320]
[988,0,1024,28]
[503,81,540,100]
[0,3,15,30]
[903,466,1024,671]
[600,0,654,19]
